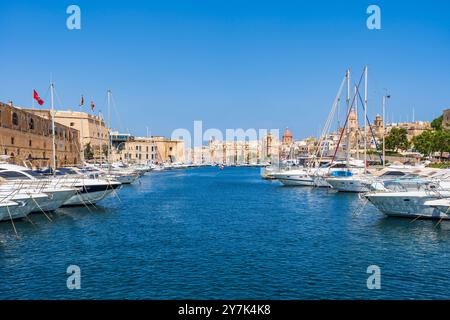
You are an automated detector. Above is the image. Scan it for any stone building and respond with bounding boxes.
[282,127,293,145]
[111,134,185,164]
[0,102,80,167]
[152,136,185,163]
[443,109,450,130]
[385,121,431,140]
[29,109,108,160]
[206,140,262,165]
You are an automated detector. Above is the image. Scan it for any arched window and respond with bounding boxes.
[12,112,18,126]
[29,118,35,130]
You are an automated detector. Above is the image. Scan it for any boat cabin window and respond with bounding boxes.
[330,163,348,169]
[381,171,405,177]
[0,170,33,180]
[57,168,79,175]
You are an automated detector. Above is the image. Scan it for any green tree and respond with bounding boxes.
[412,130,435,156]
[412,130,450,158]
[84,142,94,160]
[431,115,443,131]
[433,130,450,158]
[384,127,410,152]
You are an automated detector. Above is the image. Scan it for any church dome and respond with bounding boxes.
[283,127,293,137]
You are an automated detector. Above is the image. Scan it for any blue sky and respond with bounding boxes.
[0,0,449,140]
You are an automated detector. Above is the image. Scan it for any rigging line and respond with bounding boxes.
[6,205,19,238]
[53,85,66,111]
[110,93,126,134]
[356,88,383,164]
[310,73,346,169]
[331,68,366,164]
[38,84,52,106]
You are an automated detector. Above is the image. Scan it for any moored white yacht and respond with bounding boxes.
[364,172,450,219]
[52,167,122,206]
[0,164,121,207]
[0,190,48,221]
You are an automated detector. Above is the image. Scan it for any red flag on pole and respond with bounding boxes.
[33,90,44,106]
[90,100,95,112]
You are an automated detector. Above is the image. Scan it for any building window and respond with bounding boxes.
[12,112,18,126]
[146,146,149,152]
[70,122,75,126]
[169,147,173,151]
[11,137,14,145]
[29,140,32,147]
[29,118,35,130]
[146,154,149,159]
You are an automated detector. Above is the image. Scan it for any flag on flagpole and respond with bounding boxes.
[33,90,44,106]
[79,95,84,107]
[90,100,95,112]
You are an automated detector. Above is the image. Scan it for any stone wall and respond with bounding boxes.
[0,102,81,168]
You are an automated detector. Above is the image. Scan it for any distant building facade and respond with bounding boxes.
[443,109,450,130]
[29,109,109,160]
[0,102,80,167]
[111,133,185,163]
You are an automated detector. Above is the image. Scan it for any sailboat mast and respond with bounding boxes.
[345,69,350,165]
[382,95,386,167]
[364,66,368,173]
[50,82,56,176]
[355,85,359,160]
[80,102,85,163]
[107,90,112,165]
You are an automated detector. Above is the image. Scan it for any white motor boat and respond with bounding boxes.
[275,160,365,187]
[84,165,140,185]
[326,167,417,193]
[54,168,122,206]
[0,164,121,207]
[326,173,371,192]
[364,178,450,220]
[0,191,48,221]
[273,168,316,186]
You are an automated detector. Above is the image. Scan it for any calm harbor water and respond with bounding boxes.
[1,166,450,299]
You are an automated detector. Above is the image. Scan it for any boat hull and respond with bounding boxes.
[365,192,450,220]
[31,189,78,212]
[326,177,370,193]
[63,183,120,206]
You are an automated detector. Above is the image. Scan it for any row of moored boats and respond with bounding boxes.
[264,160,450,220]
[0,162,162,222]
